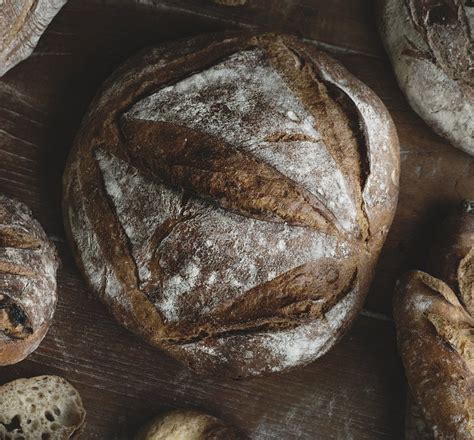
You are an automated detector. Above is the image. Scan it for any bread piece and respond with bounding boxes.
[404,394,434,440]
[394,202,474,439]
[0,375,86,440]
[63,32,399,377]
[0,195,59,365]
[135,410,242,440]
[0,0,68,77]
[377,0,474,155]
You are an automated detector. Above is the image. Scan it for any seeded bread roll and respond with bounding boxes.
[0,195,59,366]
[377,0,474,156]
[63,32,399,377]
[394,201,474,439]
[0,0,68,77]
[135,410,242,440]
[0,375,86,440]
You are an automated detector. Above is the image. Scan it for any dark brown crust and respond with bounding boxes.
[63,32,399,376]
[0,195,59,366]
[394,203,474,439]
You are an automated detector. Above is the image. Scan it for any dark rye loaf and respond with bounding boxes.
[377,0,474,156]
[395,201,474,439]
[63,33,400,377]
[0,195,59,365]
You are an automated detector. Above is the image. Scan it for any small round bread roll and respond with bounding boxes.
[0,0,68,76]
[0,375,86,440]
[394,201,474,439]
[0,195,59,365]
[135,410,242,440]
[63,32,399,377]
[377,0,474,155]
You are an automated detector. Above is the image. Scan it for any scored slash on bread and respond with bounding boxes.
[377,0,474,155]
[394,201,474,439]
[0,375,85,440]
[63,32,399,377]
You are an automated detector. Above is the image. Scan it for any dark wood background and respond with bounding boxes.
[0,1,472,438]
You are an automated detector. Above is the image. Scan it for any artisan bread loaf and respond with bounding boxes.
[394,201,474,439]
[0,195,59,365]
[0,0,67,76]
[135,410,242,440]
[0,375,85,440]
[377,0,474,155]
[63,32,399,377]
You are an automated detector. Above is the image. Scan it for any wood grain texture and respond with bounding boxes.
[0,0,472,438]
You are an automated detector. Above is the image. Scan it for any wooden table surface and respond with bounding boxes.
[0,1,472,438]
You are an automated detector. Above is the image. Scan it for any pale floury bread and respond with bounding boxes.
[377,0,474,155]
[63,32,400,377]
[0,0,68,76]
[394,201,474,439]
[0,375,86,440]
[135,410,242,440]
[0,195,59,365]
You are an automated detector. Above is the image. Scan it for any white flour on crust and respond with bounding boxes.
[125,48,358,233]
[96,151,350,323]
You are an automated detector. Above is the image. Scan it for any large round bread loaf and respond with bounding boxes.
[63,33,400,377]
[394,201,474,439]
[377,0,474,156]
[0,195,59,365]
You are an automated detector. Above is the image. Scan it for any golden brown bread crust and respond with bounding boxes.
[394,202,474,439]
[63,32,399,377]
[135,410,243,440]
[0,195,59,365]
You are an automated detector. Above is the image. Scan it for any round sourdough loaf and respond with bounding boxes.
[63,33,399,377]
[0,195,59,366]
[394,201,474,439]
[135,410,242,440]
[377,0,474,156]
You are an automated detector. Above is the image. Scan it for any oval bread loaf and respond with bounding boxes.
[0,195,59,366]
[394,201,474,439]
[135,410,242,440]
[0,0,68,77]
[0,375,85,440]
[377,0,474,155]
[63,32,400,377]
